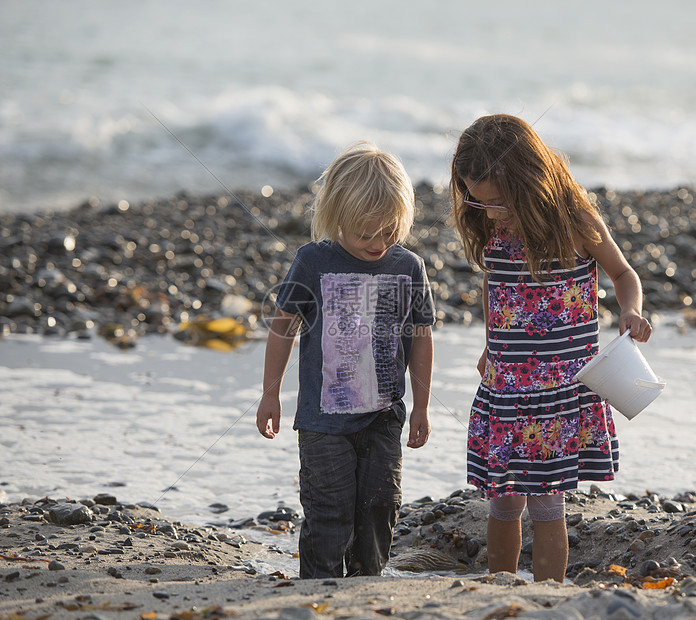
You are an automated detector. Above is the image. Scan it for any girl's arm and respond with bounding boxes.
[407,324,433,449]
[477,274,489,376]
[255,308,302,438]
[579,213,652,342]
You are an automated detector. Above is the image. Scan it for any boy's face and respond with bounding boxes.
[338,219,399,262]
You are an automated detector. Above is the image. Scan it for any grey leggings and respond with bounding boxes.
[489,494,565,522]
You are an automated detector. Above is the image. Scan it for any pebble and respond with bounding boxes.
[664,500,685,513]
[48,560,65,571]
[1,185,694,341]
[47,503,93,526]
[276,606,319,620]
[3,491,696,620]
[93,493,118,505]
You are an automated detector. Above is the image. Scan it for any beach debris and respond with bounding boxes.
[169,607,237,619]
[57,599,139,612]
[175,315,247,351]
[0,554,49,563]
[98,322,138,348]
[607,564,627,578]
[301,602,330,614]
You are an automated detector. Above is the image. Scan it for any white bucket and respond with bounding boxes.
[574,330,665,420]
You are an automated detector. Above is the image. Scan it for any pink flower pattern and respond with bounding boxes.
[466,228,619,497]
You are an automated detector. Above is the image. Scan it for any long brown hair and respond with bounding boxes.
[450,114,601,282]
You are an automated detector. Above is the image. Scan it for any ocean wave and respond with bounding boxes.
[1,85,695,213]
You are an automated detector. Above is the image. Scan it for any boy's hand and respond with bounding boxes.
[256,395,282,439]
[407,407,430,448]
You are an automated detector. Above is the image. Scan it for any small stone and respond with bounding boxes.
[466,539,481,557]
[256,506,300,523]
[157,524,178,538]
[629,539,646,553]
[663,500,684,513]
[47,503,93,526]
[420,511,436,525]
[153,591,170,599]
[48,560,66,571]
[640,560,661,577]
[574,567,600,586]
[679,576,696,595]
[277,607,318,620]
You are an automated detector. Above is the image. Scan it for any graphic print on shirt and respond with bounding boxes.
[320,272,411,414]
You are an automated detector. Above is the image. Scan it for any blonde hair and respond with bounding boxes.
[311,142,415,243]
[450,114,601,282]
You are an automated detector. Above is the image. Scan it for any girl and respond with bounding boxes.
[256,142,435,578]
[450,114,651,582]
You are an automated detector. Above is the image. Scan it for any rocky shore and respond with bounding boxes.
[3,489,696,619]
[1,185,694,346]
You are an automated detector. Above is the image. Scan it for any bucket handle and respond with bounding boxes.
[634,378,666,391]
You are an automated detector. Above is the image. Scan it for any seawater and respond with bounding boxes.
[1,324,695,529]
[1,0,695,213]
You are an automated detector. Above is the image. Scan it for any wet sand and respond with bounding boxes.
[2,491,696,619]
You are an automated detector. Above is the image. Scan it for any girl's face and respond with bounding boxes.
[338,219,399,262]
[464,177,516,229]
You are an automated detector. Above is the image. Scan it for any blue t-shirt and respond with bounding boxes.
[276,240,435,435]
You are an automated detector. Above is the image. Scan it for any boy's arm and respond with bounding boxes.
[256,308,302,439]
[407,324,433,449]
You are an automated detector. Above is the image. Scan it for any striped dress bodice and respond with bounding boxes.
[483,229,599,393]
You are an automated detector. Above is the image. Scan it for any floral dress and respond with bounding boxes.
[467,227,619,497]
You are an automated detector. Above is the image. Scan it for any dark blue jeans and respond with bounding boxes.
[297,409,403,579]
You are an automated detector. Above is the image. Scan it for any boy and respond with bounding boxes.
[256,142,435,578]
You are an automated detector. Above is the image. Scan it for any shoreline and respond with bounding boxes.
[1,185,695,346]
[2,489,696,619]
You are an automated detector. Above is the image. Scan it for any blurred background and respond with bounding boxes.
[2,0,695,213]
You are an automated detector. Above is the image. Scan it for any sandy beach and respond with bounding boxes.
[2,489,696,620]
[2,184,696,619]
